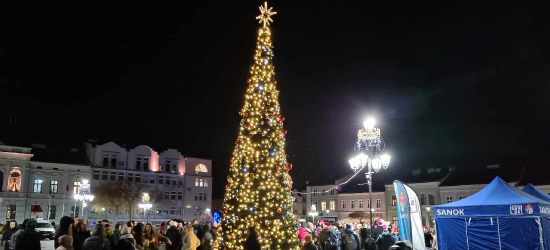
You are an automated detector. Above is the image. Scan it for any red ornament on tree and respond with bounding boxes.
[277,184,281,188]
[247,78,251,83]
[279,115,285,122]
[281,128,287,135]
[277,208,282,213]
[235,140,239,145]
[286,163,293,171]
[245,122,251,128]
[274,80,278,84]
[250,173,255,177]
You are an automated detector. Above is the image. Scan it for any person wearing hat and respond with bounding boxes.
[15,219,41,250]
[424,226,433,250]
[375,229,394,250]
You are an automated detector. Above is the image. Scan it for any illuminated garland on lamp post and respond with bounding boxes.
[218,2,299,250]
[349,117,391,238]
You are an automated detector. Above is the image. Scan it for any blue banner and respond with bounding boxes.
[394,181,411,242]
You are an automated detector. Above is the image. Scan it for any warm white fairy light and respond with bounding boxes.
[256,2,277,28]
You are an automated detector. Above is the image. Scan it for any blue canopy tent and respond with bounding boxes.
[523,184,550,202]
[435,177,550,250]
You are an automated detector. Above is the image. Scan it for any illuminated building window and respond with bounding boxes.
[195,164,208,173]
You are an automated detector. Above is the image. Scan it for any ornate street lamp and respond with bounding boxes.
[74,179,94,222]
[350,117,391,238]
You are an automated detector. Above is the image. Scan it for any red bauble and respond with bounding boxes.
[277,184,281,188]
[247,79,251,83]
[250,173,254,177]
[274,80,278,84]
[235,140,238,145]
[289,185,292,189]
[249,133,253,137]
[276,166,280,171]
[224,206,228,211]
[279,115,285,122]
[245,122,251,128]
[286,163,293,171]
[245,112,249,117]
[282,129,287,135]
[277,208,282,213]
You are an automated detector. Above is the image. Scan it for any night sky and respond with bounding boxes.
[1,1,549,198]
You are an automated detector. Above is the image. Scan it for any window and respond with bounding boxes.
[165,160,176,173]
[195,178,208,187]
[135,174,141,183]
[165,192,170,199]
[429,194,436,205]
[376,199,381,208]
[392,216,398,227]
[177,207,182,215]
[359,200,364,208]
[8,169,21,192]
[420,194,427,205]
[446,196,453,203]
[71,206,80,217]
[165,177,170,187]
[195,164,208,173]
[143,158,149,171]
[102,153,118,168]
[73,182,81,194]
[392,195,397,206]
[50,180,58,194]
[171,192,176,200]
[159,176,164,184]
[330,201,335,211]
[321,189,325,196]
[93,170,100,180]
[330,189,335,195]
[6,205,16,219]
[202,193,207,201]
[321,201,326,211]
[178,180,183,186]
[110,172,116,181]
[127,173,134,182]
[102,171,108,180]
[342,200,346,209]
[118,172,124,181]
[195,193,206,201]
[313,190,317,196]
[195,193,199,201]
[49,205,57,219]
[172,179,176,185]
[351,200,355,209]
[150,175,155,184]
[178,192,182,200]
[170,207,175,215]
[367,199,371,208]
[458,195,466,200]
[136,157,142,170]
[163,209,168,215]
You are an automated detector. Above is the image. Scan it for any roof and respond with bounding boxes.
[435,176,550,217]
[31,147,90,166]
[522,183,550,202]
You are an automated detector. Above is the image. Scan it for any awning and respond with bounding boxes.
[31,205,43,213]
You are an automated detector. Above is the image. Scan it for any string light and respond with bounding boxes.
[217,2,299,250]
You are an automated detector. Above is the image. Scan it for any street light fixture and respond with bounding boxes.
[350,117,391,238]
[139,193,152,223]
[308,212,319,224]
[426,207,432,228]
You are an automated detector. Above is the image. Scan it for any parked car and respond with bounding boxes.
[35,220,55,240]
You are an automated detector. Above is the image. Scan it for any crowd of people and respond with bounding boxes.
[0,217,219,250]
[296,221,438,250]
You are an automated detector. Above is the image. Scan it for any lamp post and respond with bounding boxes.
[426,207,431,228]
[350,117,391,238]
[139,193,153,224]
[308,212,319,224]
[74,179,94,222]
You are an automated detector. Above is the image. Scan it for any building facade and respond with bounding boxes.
[292,190,307,223]
[306,184,338,222]
[0,144,91,224]
[338,192,386,222]
[85,141,212,225]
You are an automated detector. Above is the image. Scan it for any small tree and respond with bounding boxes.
[93,180,152,223]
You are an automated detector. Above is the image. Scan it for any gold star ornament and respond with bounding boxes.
[256,2,277,28]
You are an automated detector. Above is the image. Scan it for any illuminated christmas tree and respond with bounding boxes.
[219,2,299,250]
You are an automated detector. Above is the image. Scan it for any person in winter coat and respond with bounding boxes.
[359,227,375,250]
[133,224,145,248]
[297,225,309,245]
[200,224,213,250]
[344,224,360,250]
[159,222,166,234]
[182,224,200,250]
[15,219,41,250]
[111,224,121,248]
[55,217,75,249]
[165,221,182,250]
[56,235,74,250]
[375,229,395,250]
[302,235,318,250]
[119,225,136,247]
[82,223,110,250]
[210,221,219,241]
[243,227,261,250]
[144,223,171,250]
[306,222,315,234]
[318,223,336,250]
[424,227,433,250]
[73,219,91,250]
[2,220,17,247]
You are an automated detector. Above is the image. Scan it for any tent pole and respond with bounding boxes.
[465,218,469,250]
[497,217,502,250]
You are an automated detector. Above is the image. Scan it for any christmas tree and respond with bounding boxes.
[219,2,299,250]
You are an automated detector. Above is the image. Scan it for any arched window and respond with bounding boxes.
[8,168,22,192]
[195,164,208,173]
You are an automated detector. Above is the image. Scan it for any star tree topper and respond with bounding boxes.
[256,2,277,28]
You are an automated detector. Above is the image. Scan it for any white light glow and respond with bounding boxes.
[363,117,376,130]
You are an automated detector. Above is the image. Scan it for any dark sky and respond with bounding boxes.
[1,1,549,198]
